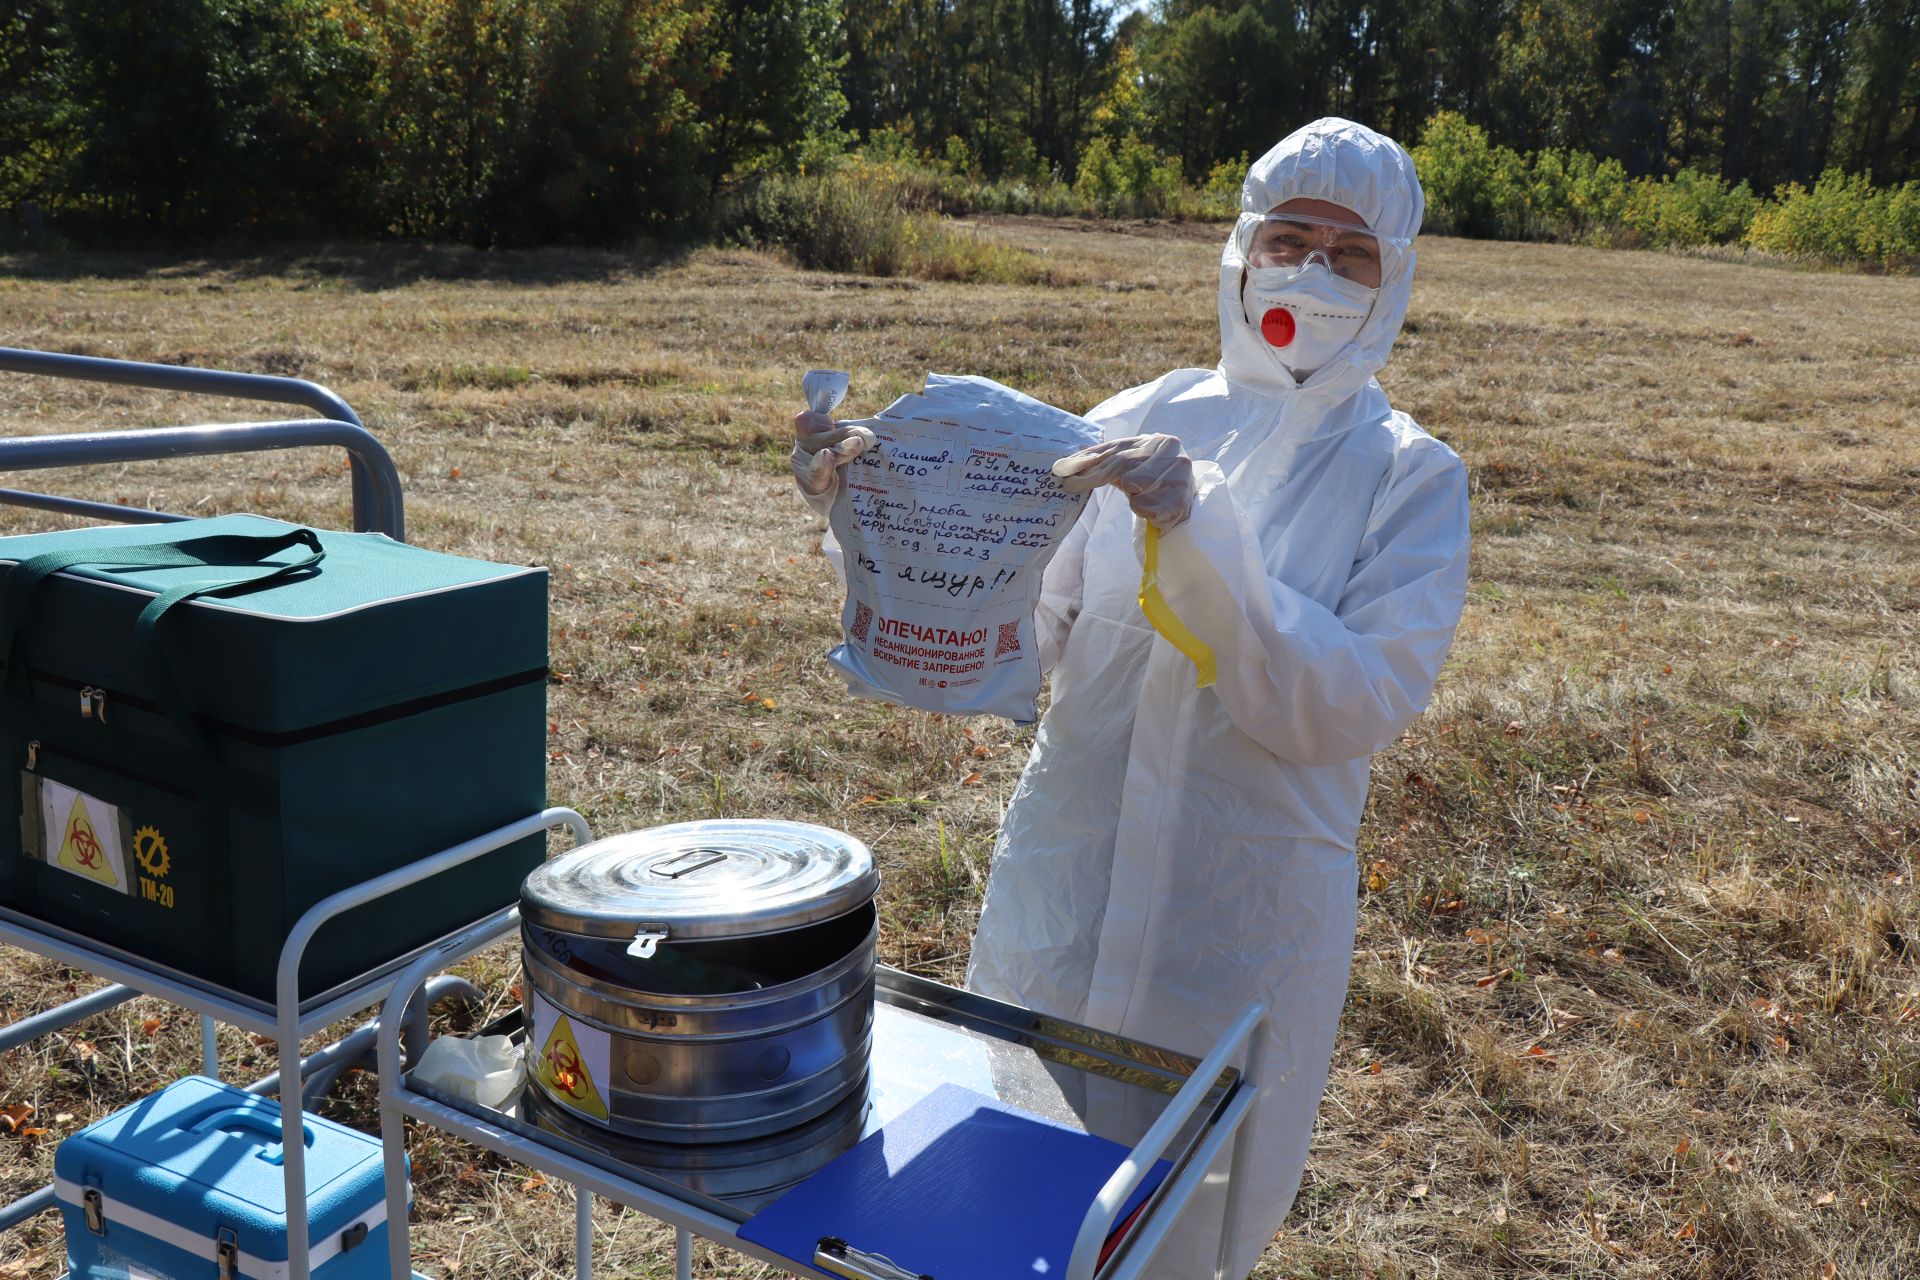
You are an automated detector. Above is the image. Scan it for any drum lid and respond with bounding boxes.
[521,820,877,943]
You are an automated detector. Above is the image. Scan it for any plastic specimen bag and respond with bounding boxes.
[824,373,1101,723]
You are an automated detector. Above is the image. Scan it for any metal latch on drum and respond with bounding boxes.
[626,924,670,959]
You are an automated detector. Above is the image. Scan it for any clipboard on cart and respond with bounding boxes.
[739,1082,1172,1280]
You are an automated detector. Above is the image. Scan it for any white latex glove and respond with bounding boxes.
[1051,433,1195,530]
[791,411,877,496]
[791,370,873,497]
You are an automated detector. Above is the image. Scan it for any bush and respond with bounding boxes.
[1745,169,1920,266]
[1073,135,1123,213]
[1410,111,1499,236]
[1072,132,1187,217]
[1565,151,1631,240]
[1496,139,1913,269]
[724,170,1052,283]
[1204,155,1246,216]
[1620,168,1759,248]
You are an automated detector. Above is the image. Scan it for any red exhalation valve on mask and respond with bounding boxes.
[1260,307,1296,348]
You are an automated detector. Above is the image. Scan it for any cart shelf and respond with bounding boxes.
[376,926,1267,1280]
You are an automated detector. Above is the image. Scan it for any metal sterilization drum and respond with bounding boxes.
[519,820,878,1145]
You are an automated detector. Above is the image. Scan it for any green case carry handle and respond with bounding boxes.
[0,527,325,753]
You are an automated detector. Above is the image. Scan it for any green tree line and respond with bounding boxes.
[0,0,847,243]
[2,0,1918,245]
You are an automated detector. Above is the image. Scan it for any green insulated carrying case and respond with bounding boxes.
[0,513,548,1000]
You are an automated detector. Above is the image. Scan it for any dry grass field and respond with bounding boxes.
[0,220,1917,1279]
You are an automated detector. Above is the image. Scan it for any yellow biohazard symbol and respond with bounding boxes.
[133,825,170,878]
[56,797,117,886]
[535,1014,608,1122]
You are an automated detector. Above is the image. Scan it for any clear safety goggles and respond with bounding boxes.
[1231,211,1411,283]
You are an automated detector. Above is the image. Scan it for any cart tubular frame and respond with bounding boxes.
[375,918,1268,1280]
[0,346,405,538]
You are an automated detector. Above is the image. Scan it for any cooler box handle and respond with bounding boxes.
[0,527,325,751]
[189,1105,317,1165]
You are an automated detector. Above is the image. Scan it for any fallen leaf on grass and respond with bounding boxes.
[0,1245,49,1277]
[1674,1222,1695,1241]
[0,1103,35,1132]
[961,772,982,786]
[1408,1182,1428,1199]
[141,1018,163,1035]
[1493,1203,1507,1225]
[1474,968,1513,988]
[1674,1138,1691,1157]
[1814,1190,1836,1207]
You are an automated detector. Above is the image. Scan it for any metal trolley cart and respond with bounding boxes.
[0,348,587,1280]
[0,347,1272,1280]
[374,909,1269,1280]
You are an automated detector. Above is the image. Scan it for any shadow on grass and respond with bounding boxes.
[0,239,700,290]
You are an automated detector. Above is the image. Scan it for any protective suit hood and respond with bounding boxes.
[1218,117,1425,404]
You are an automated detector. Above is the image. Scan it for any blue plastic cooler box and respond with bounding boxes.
[53,1076,398,1280]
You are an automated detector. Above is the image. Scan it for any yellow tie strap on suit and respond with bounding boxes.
[1138,523,1217,688]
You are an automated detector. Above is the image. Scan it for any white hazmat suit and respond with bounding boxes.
[965,118,1471,1278]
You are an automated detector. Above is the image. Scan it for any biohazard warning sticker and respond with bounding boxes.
[529,989,611,1122]
[38,779,132,894]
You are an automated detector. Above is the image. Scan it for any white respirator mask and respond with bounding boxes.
[1239,253,1378,379]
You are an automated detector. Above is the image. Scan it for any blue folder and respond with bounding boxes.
[739,1082,1172,1279]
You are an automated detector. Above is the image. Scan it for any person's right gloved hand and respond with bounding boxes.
[791,411,877,497]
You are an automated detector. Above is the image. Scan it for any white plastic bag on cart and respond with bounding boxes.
[822,373,1101,723]
[411,1034,524,1109]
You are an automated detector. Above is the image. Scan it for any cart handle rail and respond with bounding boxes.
[273,807,590,1280]
[0,347,405,539]
[1067,1002,1268,1280]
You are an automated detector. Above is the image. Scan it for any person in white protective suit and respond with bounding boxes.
[791,117,1469,1279]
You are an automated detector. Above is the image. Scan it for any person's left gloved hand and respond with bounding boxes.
[1052,434,1195,529]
